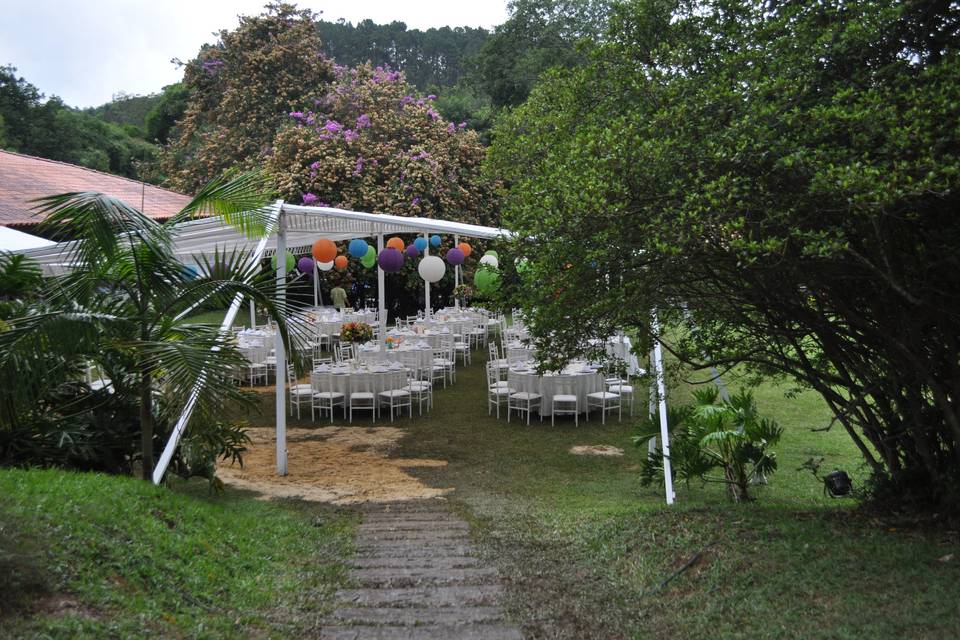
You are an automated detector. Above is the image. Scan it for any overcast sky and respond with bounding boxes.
[0,1,509,108]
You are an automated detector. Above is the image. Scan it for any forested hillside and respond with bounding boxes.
[0,65,157,181]
[1,0,604,184]
[315,19,489,89]
[84,92,162,132]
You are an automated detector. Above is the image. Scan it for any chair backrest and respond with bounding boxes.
[312,369,335,394]
[485,362,501,387]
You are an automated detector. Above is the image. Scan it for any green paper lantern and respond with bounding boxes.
[474,268,501,294]
[361,245,377,268]
[271,250,295,272]
[484,250,498,258]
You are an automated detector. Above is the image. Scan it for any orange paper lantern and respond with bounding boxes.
[334,255,348,270]
[386,237,405,252]
[458,242,472,257]
[312,238,337,263]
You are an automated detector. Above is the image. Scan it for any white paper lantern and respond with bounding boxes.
[418,255,446,283]
[479,254,499,269]
[318,260,334,271]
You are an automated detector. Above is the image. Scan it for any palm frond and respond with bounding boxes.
[33,192,171,270]
[167,171,274,237]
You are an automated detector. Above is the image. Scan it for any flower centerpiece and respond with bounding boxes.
[340,321,373,344]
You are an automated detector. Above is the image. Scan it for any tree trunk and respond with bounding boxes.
[140,370,153,481]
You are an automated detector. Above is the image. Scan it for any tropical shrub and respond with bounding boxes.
[636,388,782,503]
[0,173,302,481]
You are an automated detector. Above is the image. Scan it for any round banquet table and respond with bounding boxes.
[356,342,434,369]
[414,317,475,336]
[311,363,408,400]
[387,329,452,349]
[591,335,643,376]
[505,341,535,362]
[507,364,604,416]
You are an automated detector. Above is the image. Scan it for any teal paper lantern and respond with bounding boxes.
[430,234,441,248]
[414,237,428,252]
[348,238,369,258]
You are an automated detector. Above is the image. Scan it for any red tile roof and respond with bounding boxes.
[0,150,192,227]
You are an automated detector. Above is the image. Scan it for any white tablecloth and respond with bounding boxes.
[596,336,643,376]
[357,342,434,369]
[388,329,452,349]
[311,364,407,399]
[507,365,604,416]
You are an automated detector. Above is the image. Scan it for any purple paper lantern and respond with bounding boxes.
[445,247,465,266]
[377,247,405,273]
[297,256,315,274]
[405,243,420,258]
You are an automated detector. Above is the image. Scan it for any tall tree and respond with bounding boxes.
[315,19,489,90]
[473,0,612,108]
[489,0,960,509]
[159,2,335,193]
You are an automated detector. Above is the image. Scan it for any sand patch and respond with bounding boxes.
[569,445,624,457]
[217,426,451,504]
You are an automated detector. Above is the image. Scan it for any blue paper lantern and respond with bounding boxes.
[348,239,368,258]
[414,237,428,252]
[430,234,441,248]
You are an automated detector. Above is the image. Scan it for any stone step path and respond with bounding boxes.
[322,501,523,640]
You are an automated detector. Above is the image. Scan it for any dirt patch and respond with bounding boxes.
[217,427,452,504]
[569,445,624,457]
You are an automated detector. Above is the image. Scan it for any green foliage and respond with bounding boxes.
[0,172,304,481]
[0,65,157,181]
[159,3,335,193]
[433,83,495,143]
[0,253,42,301]
[636,388,783,502]
[489,0,960,510]
[0,468,355,636]
[315,19,489,90]
[143,82,189,144]
[473,0,611,108]
[84,91,162,132]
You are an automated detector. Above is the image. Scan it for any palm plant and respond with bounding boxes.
[635,387,783,502]
[0,172,307,480]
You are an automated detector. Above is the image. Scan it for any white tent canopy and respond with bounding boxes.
[0,226,55,252]
[12,201,673,506]
[17,204,512,276]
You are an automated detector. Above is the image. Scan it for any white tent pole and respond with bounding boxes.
[275,208,288,477]
[651,310,674,505]
[152,200,282,485]
[377,234,385,348]
[249,299,256,329]
[423,233,431,319]
[313,259,319,307]
[648,342,658,457]
[454,233,460,310]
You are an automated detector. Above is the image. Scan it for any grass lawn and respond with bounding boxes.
[233,339,960,639]
[4,324,958,639]
[0,469,357,639]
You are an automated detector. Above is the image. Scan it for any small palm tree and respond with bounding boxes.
[635,387,783,502]
[0,173,304,480]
